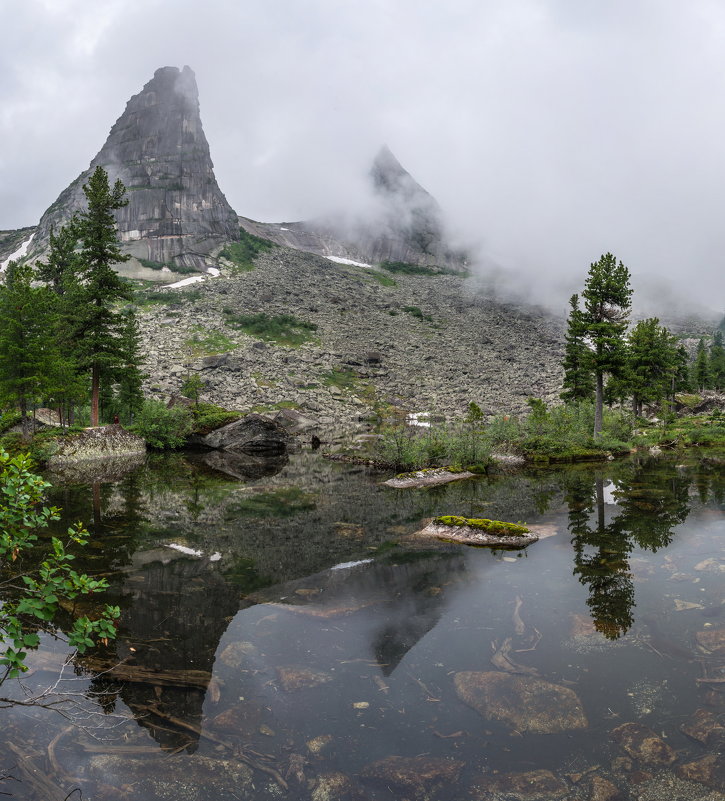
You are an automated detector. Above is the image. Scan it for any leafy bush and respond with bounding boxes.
[0,449,119,681]
[219,228,276,272]
[224,311,317,346]
[132,400,193,449]
[375,420,492,471]
[402,305,433,322]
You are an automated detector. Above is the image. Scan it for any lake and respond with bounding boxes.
[1,448,724,800]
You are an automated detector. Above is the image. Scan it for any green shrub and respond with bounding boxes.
[365,269,397,287]
[219,228,276,272]
[0,409,21,434]
[402,305,433,322]
[132,400,193,449]
[224,311,317,346]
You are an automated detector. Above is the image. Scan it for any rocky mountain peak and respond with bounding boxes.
[30,65,239,272]
[370,144,435,204]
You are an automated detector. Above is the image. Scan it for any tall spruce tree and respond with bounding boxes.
[709,330,725,390]
[580,254,632,435]
[0,263,61,439]
[626,318,678,416]
[693,339,710,392]
[74,166,132,426]
[116,309,145,422]
[560,293,594,402]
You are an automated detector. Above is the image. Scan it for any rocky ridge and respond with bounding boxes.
[137,244,564,427]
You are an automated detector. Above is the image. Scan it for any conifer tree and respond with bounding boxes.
[693,339,710,392]
[560,293,594,402]
[35,219,81,296]
[74,166,132,426]
[579,254,632,435]
[626,318,678,416]
[709,330,725,390]
[116,309,145,422]
[0,263,59,439]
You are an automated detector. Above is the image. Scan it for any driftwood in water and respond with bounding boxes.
[77,657,212,689]
[6,742,71,800]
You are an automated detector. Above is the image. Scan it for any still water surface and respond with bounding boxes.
[1,450,724,800]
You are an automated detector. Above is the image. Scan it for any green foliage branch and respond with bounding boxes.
[0,449,118,685]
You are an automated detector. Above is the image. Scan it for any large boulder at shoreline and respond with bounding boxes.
[360,755,464,798]
[45,425,146,468]
[454,671,588,734]
[191,413,289,454]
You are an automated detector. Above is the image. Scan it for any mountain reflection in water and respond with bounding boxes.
[0,449,723,800]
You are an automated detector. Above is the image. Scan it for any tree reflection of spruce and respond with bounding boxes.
[567,462,691,640]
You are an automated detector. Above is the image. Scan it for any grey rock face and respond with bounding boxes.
[192,413,290,454]
[30,66,238,271]
[236,146,468,271]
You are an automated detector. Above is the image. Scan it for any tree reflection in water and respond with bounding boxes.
[566,458,692,639]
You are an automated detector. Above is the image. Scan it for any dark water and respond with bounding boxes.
[1,450,724,800]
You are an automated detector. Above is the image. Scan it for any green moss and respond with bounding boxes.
[322,367,359,391]
[364,269,397,287]
[219,227,276,273]
[434,515,530,536]
[191,403,241,435]
[224,311,317,347]
[675,393,704,408]
[402,305,433,322]
[185,326,237,356]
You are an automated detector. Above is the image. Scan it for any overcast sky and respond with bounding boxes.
[2,0,725,314]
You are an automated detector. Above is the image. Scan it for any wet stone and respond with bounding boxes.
[609,722,676,766]
[454,671,588,734]
[588,775,623,801]
[210,700,267,735]
[311,772,364,801]
[360,755,464,798]
[306,734,333,756]
[219,640,258,668]
[676,754,725,792]
[469,769,570,800]
[87,754,255,800]
[680,708,725,745]
[695,627,725,654]
[277,665,333,691]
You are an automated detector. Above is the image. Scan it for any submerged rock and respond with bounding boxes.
[588,775,623,801]
[469,769,569,800]
[676,754,725,792]
[311,772,364,801]
[277,666,333,692]
[453,671,588,734]
[610,722,677,766]
[87,754,255,800]
[360,755,463,798]
[680,708,725,746]
[696,627,725,654]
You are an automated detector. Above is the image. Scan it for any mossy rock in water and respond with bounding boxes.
[434,516,530,536]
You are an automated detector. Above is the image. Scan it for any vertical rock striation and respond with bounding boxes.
[31,66,239,271]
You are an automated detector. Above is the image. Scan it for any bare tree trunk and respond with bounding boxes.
[91,363,100,427]
[595,476,605,533]
[594,371,604,436]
